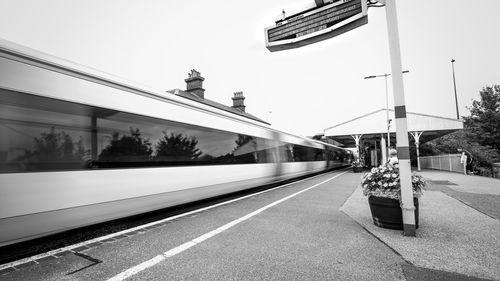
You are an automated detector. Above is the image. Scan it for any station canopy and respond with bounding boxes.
[323,108,463,147]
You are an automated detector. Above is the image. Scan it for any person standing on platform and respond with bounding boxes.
[387,148,399,168]
[460,152,468,175]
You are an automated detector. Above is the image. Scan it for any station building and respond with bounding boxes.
[167,69,269,125]
[323,108,464,168]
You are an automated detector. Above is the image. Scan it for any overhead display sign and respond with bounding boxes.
[265,0,368,52]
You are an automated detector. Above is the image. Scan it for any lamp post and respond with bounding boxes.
[451,59,460,119]
[364,70,409,161]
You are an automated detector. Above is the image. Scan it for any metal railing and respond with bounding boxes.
[419,154,465,174]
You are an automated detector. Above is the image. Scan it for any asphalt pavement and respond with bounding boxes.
[341,169,500,281]
[0,168,498,280]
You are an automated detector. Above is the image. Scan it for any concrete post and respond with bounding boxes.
[384,0,416,236]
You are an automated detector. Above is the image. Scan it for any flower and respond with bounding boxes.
[361,164,426,200]
[352,160,363,168]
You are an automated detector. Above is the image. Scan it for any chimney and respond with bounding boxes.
[185,69,205,99]
[232,91,246,112]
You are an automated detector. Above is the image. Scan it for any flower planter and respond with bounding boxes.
[353,166,363,173]
[368,196,419,230]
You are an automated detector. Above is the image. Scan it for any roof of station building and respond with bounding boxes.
[167,89,270,125]
[323,108,463,147]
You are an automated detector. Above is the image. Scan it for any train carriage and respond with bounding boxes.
[0,39,352,247]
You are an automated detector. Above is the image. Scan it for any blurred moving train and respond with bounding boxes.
[0,39,352,247]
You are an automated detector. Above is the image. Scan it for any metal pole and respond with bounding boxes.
[381,134,387,164]
[364,71,408,152]
[385,73,390,151]
[91,116,98,160]
[463,154,467,175]
[449,154,453,172]
[352,134,363,161]
[416,142,420,171]
[410,131,423,171]
[384,0,416,236]
[451,59,459,119]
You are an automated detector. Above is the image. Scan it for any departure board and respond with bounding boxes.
[265,0,367,52]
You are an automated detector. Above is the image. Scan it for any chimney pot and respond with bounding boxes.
[232,91,246,112]
[185,69,205,99]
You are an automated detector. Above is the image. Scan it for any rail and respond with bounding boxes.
[419,154,465,174]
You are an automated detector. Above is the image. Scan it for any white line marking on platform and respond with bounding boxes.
[107,171,347,281]
[0,169,348,271]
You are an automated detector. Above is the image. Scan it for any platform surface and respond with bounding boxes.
[1,169,498,280]
[342,169,500,281]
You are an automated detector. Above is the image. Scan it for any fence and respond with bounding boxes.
[419,154,465,174]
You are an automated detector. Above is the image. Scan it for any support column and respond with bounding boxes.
[91,116,98,160]
[384,0,416,236]
[449,154,452,172]
[351,134,363,160]
[381,134,387,164]
[410,131,423,171]
[461,153,467,175]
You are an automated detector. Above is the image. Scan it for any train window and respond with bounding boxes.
[3,90,334,173]
[291,145,324,162]
[0,90,339,173]
[0,91,92,172]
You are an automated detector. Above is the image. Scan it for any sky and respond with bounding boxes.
[0,0,499,137]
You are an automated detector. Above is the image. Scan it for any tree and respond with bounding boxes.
[463,85,500,151]
[420,130,499,176]
[99,128,153,163]
[155,132,202,162]
[20,127,87,170]
[420,85,500,176]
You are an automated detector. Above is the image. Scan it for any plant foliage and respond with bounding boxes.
[99,128,153,162]
[463,85,500,152]
[155,132,202,161]
[420,85,500,176]
[361,164,426,200]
